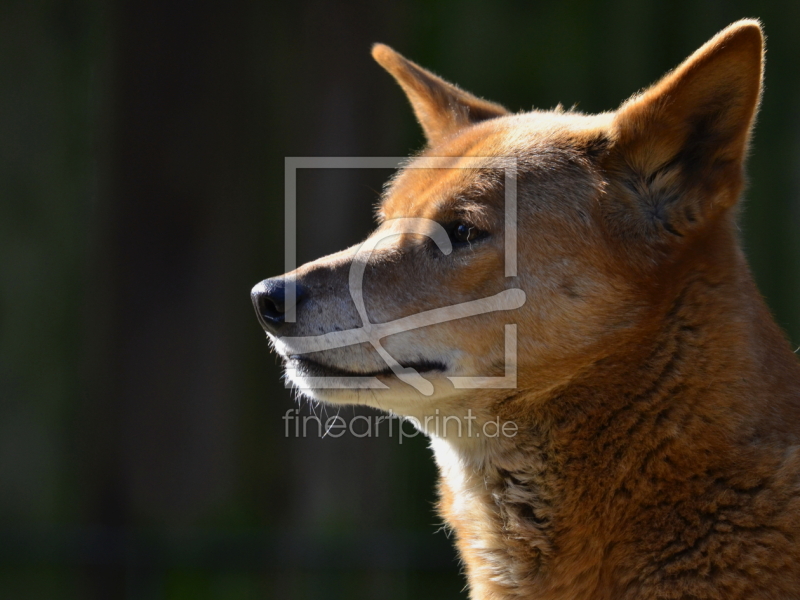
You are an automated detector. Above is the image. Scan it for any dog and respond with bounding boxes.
[252,20,800,599]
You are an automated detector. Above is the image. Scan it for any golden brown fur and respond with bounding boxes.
[254,20,800,599]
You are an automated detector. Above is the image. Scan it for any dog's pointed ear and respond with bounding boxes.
[372,43,508,146]
[609,20,764,234]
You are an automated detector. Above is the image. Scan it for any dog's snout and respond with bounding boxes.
[251,278,307,334]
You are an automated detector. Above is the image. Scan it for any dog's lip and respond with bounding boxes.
[288,355,447,378]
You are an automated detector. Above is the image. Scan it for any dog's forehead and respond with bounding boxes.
[379,111,612,219]
[380,158,499,218]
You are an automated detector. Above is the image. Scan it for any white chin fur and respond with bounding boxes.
[283,365,463,411]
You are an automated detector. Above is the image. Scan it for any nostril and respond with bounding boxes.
[251,278,309,333]
[257,293,284,322]
[253,279,286,327]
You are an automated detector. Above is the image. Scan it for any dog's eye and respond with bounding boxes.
[449,222,486,245]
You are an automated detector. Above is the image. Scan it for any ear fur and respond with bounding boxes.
[609,20,764,237]
[372,43,509,146]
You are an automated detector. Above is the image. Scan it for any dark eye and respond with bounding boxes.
[449,222,486,245]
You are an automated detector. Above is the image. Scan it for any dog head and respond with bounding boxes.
[253,21,763,425]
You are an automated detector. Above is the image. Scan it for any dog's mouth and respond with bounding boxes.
[287,355,447,378]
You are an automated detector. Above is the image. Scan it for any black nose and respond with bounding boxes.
[251,278,308,333]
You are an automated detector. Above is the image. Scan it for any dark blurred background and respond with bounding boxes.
[1,1,799,598]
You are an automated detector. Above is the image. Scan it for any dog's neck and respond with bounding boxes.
[431,418,559,599]
[430,245,800,600]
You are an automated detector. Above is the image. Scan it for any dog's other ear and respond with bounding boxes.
[372,44,508,146]
[608,20,764,236]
